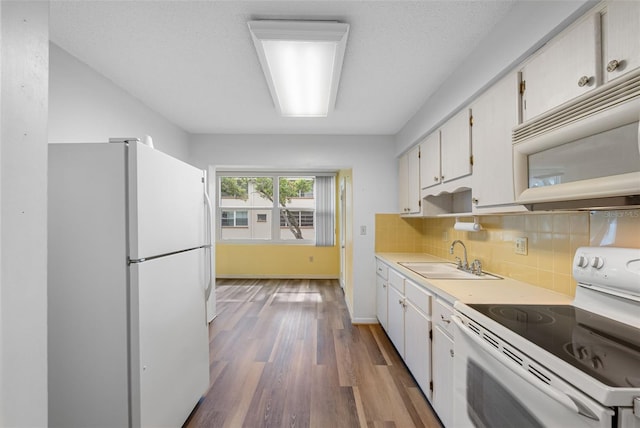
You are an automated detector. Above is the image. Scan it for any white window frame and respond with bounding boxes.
[216,171,335,245]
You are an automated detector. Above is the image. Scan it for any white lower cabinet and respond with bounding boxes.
[388,285,405,356]
[382,266,433,401]
[432,298,455,427]
[405,298,431,399]
[376,274,388,332]
[433,326,454,427]
[376,260,389,332]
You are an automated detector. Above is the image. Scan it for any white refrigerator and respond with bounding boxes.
[48,140,212,428]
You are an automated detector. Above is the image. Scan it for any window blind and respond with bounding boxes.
[315,175,335,246]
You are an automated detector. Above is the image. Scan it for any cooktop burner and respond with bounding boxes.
[468,303,640,387]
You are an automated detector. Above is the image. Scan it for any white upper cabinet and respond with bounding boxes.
[420,109,472,195]
[440,108,472,183]
[602,1,640,83]
[471,73,524,210]
[398,145,421,215]
[419,132,441,189]
[520,12,600,122]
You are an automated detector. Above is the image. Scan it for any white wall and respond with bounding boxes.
[395,0,594,155]
[48,43,190,162]
[189,134,397,322]
[1,1,49,426]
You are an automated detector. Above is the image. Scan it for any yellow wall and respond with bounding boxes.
[376,209,640,297]
[216,243,339,278]
[216,175,343,279]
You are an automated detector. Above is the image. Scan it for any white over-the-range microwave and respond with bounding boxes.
[512,68,640,211]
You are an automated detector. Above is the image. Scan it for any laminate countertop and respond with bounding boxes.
[375,252,573,306]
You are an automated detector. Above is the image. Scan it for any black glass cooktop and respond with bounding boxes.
[468,304,640,388]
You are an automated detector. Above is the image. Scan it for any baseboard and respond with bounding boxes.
[351,317,379,325]
[216,274,339,279]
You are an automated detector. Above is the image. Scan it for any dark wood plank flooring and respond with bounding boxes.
[184,279,442,428]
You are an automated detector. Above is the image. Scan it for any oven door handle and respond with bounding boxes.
[452,314,608,422]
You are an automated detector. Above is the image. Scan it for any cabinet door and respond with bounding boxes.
[432,326,454,428]
[440,109,472,183]
[471,73,520,208]
[407,145,421,214]
[404,301,431,400]
[387,286,405,358]
[398,153,409,213]
[603,1,640,83]
[419,132,441,189]
[376,274,388,332]
[521,13,599,121]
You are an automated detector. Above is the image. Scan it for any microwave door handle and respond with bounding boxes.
[452,315,608,422]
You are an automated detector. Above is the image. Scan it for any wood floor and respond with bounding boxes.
[184,279,442,428]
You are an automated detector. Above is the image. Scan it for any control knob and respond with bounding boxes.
[576,255,589,268]
[590,256,604,269]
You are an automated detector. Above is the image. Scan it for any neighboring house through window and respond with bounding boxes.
[217,172,335,245]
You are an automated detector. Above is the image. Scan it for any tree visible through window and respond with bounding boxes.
[217,173,334,245]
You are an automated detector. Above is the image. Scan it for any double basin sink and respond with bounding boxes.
[399,262,502,280]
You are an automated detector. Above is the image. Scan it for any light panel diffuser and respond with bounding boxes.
[248,20,350,117]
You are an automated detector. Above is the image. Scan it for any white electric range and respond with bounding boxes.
[452,246,640,428]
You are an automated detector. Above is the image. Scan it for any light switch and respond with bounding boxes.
[360,225,367,235]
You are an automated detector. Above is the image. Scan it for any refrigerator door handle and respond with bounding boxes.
[203,190,214,300]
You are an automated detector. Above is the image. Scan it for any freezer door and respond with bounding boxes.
[130,249,209,428]
[129,142,205,260]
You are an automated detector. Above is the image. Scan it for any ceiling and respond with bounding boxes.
[49,1,520,136]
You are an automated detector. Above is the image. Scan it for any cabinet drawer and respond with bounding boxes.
[405,279,431,316]
[433,298,454,336]
[376,259,388,280]
[388,268,405,294]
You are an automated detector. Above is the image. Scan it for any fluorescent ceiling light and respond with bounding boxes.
[248,20,350,117]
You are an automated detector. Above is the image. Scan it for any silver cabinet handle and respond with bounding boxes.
[577,75,591,87]
[434,176,438,182]
[441,314,451,324]
[607,59,620,72]
[450,349,454,357]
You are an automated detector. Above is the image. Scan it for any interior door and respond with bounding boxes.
[340,177,346,289]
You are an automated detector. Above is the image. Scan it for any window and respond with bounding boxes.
[221,210,248,227]
[217,173,335,245]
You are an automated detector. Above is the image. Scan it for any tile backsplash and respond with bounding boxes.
[375,210,640,297]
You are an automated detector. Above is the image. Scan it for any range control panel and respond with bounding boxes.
[572,247,640,297]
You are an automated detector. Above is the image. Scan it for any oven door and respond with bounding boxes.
[452,314,614,428]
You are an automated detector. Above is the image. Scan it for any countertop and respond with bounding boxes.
[376,252,572,306]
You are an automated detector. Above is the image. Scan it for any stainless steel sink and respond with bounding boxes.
[398,262,502,280]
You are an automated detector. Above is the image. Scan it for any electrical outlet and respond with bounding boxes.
[309,256,314,262]
[515,237,528,255]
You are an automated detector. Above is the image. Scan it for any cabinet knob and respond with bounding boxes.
[606,59,620,73]
[450,349,455,357]
[441,175,445,180]
[472,198,479,205]
[577,75,592,87]
[433,176,439,182]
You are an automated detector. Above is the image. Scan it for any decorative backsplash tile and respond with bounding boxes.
[375,210,640,297]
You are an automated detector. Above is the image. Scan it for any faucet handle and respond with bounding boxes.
[471,259,482,275]
[455,256,462,269]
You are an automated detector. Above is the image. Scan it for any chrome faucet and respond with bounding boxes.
[449,240,469,271]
